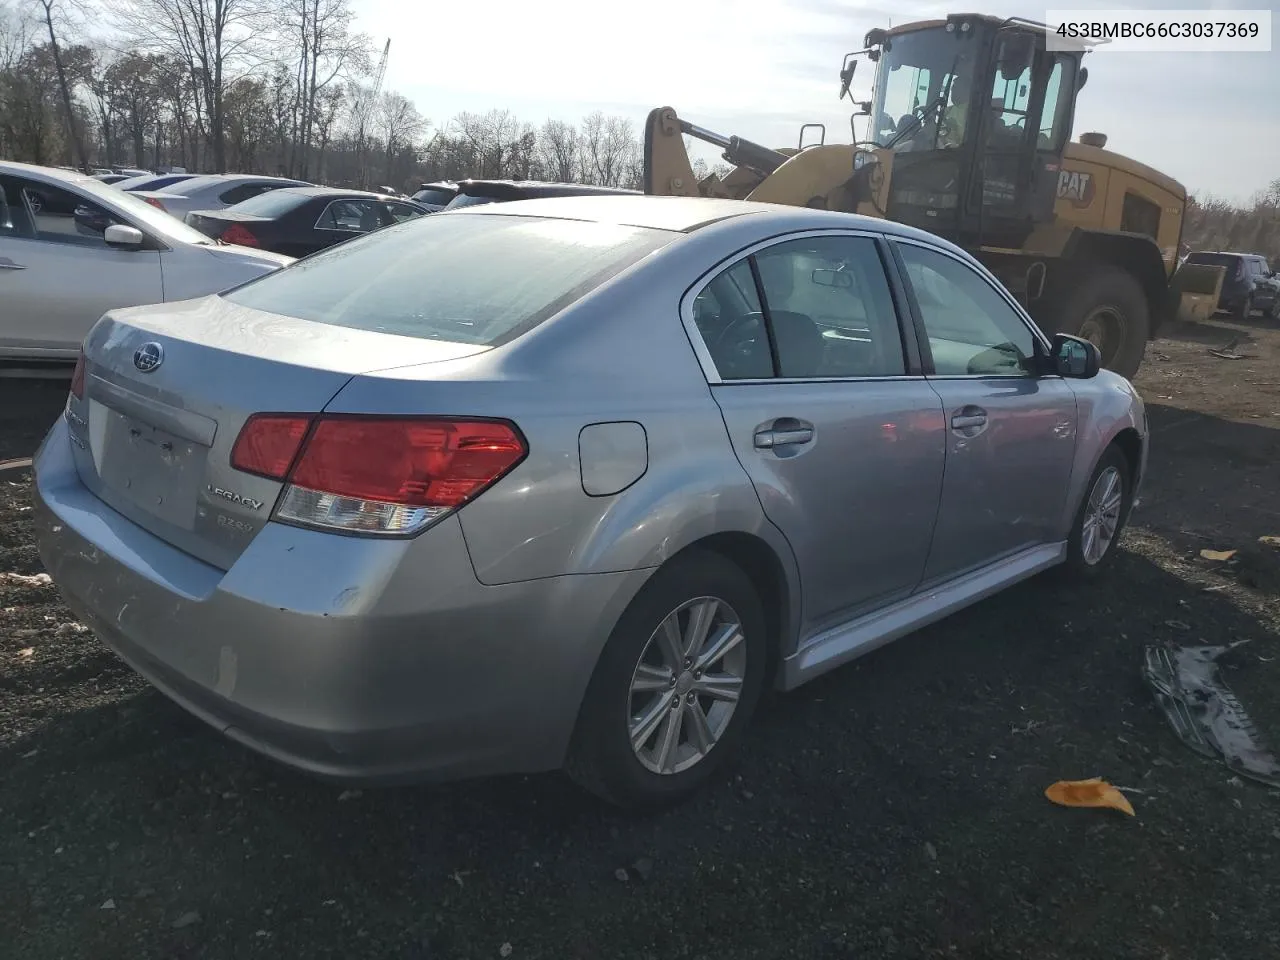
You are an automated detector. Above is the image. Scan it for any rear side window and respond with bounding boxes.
[222,213,676,346]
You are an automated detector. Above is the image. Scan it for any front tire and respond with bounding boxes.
[566,550,768,810]
[1060,445,1132,581]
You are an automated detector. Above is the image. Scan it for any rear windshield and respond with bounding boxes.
[444,193,498,209]
[221,213,676,346]
[227,189,312,217]
[413,187,454,206]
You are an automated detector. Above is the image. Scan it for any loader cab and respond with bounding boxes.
[858,15,1085,248]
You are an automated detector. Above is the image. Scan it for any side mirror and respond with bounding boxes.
[104,224,145,250]
[839,57,857,99]
[1051,333,1101,378]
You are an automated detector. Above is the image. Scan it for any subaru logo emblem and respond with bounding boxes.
[133,342,164,373]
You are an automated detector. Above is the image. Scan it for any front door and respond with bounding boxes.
[689,233,946,633]
[892,239,1078,585]
[0,175,162,359]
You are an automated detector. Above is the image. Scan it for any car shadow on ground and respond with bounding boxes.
[4,541,1280,958]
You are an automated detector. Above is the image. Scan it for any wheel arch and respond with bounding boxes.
[1061,230,1173,338]
[666,531,798,684]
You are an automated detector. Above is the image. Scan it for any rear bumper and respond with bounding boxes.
[32,418,649,784]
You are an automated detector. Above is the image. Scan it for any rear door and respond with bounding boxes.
[686,231,946,634]
[0,175,163,359]
[890,238,1078,586]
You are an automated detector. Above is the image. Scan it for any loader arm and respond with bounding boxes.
[643,106,789,198]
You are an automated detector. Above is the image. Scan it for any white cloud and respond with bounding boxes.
[351,0,1277,202]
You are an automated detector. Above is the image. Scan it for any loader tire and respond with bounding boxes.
[1045,265,1149,380]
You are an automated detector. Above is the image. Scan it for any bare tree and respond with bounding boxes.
[579,111,638,187]
[117,0,263,172]
[279,0,369,177]
[537,118,577,183]
[32,0,86,168]
[376,90,423,185]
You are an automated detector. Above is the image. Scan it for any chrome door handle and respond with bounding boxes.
[950,414,987,429]
[754,426,814,448]
[0,257,26,270]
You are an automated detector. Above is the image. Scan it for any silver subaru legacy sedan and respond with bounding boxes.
[31,195,1148,809]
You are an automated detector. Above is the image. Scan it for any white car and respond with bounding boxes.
[0,161,293,362]
[132,174,313,220]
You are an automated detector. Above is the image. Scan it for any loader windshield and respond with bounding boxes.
[871,27,979,152]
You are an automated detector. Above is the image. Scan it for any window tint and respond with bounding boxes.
[384,201,426,223]
[222,213,675,346]
[413,187,454,206]
[754,236,905,378]
[897,242,1037,377]
[219,182,279,205]
[1037,57,1075,150]
[226,189,312,218]
[3,177,124,247]
[316,199,383,232]
[692,260,771,380]
[0,181,22,236]
[445,193,497,209]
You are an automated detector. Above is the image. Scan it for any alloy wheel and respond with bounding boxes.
[1082,465,1124,565]
[628,596,747,775]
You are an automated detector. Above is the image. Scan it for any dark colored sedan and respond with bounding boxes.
[183,187,430,257]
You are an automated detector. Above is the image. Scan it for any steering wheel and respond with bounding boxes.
[713,311,771,376]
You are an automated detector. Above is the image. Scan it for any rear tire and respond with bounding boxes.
[1045,265,1149,380]
[1058,444,1132,582]
[566,550,768,810]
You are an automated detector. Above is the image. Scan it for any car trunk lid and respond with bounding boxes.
[68,296,490,571]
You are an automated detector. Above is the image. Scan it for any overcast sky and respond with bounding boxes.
[350,0,1276,203]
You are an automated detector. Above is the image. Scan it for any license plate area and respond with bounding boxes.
[98,410,208,530]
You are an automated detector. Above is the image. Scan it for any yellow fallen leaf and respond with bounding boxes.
[1045,777,1136,817]
[1200,549,1237,562]
[1260,536,1280,548]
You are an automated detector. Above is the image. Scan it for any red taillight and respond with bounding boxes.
[220,224,260,247]
[230,416,526,535]
[143,196,165,211]
[69,351,86,400]
[231,414,314,479]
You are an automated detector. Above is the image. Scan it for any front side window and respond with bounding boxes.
[692,235,906,381]
[222,213,675,346]
[897,242,1038,377]
[0,176,124,247]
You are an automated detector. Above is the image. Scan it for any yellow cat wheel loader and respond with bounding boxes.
[643,13,1188,380]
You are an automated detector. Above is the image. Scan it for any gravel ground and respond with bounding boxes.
[3,318,1280,960]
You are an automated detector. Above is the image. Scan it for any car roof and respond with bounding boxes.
[0,159,101,188]
[443,194,974,251]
